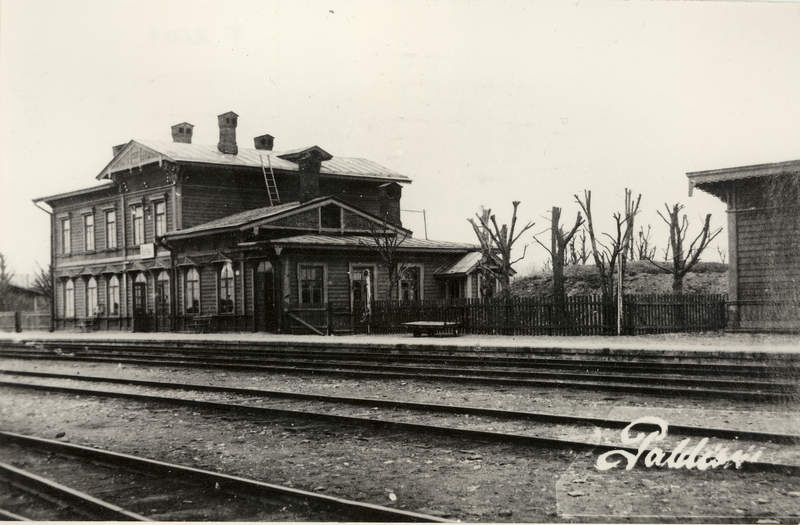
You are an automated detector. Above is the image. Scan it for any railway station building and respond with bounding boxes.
[687,159,800,332]
[35,111,487,333]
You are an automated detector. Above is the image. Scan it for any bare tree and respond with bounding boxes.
[574,189,641,301]
[533,207,583,305]
[634,224,656,261]
[717,247,727,265]
[361,219,410,301]
[32,264,53,303]
[646,203,723,293]
[468,201,535,298]
[0,253,15,310]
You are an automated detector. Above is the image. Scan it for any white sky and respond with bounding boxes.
[2,0,799,278]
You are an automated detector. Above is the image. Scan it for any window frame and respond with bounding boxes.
[105,209,117,250]
[64,279,75,318]
[83,213,95,252]
[218,262,235,314]
[184,267,200,314]
[297,263,327,305]
[131,204,144,246]
[86,276,98,316]
[156,270,171,315]
[154,200,166,238]
[398,264,424,301]
[61,218,71,255]
[107,275,120,316]
[348,263,378,310]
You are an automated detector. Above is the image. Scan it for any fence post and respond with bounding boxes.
[14,311,22,333]
[326,302,332,336]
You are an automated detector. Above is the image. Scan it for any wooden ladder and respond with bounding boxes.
[260,155,281,206]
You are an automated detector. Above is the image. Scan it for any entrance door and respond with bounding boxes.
[132,274,150,332]
[254,261,276,332]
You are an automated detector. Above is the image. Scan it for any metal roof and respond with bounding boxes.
[436,251,483,276]
[100,140,411,183]
[167,201,304,238]
[33,182,117,204]
[271,234,478,252]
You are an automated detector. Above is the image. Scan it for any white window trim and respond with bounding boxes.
[348,262,378,309]
[83,213,95,253]
[297,262,328,305]
[218,262,235,314]
[184,267,201,314]
[61,217,72,255]
[397,263,424,301]
[108,275,121,317]
[105,209,118,250]
[64,279,75,318]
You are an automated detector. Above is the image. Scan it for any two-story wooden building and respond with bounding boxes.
[35,111,486,333]
[687,159,800,332]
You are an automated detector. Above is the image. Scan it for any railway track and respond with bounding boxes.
[0,341,797,401]
[1,374,798,475]
[2,368,798,445]
[0,430,445,522]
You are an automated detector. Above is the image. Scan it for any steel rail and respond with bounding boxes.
[0,508,30,521]
[1,378,797,476]
[0,461,149,521]
[0,431,447,523]
[0,351,792,401]
[2,369,798,444]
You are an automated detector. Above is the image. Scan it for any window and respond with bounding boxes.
[84,214,95,252]
[219,263,234,313]
[321,204,341,229]
[87,277,98,316]
[61,218,71,254]
[131,204,144,246]
[350,265,375,310]
[106,210,117,249]
[64,279,74,318]
[185,268,200,314]
[154,201,166,237]
[108,275,120,316]
[156,271,170,314]
[299,264,325,305]
[399,266,421,301]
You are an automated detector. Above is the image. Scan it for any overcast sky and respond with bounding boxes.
[2,0,799,280]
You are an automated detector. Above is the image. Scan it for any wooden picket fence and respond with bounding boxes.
[362,294,727,336]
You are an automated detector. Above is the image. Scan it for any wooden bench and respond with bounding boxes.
[402,321,462,337]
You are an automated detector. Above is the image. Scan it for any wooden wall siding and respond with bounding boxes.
[176,269,184,314]
[736,208,800,301]
[318,179,401,223]
[98,278,107,313]
[54,282,63,317]
[74,278,86,317]
[270,209,319,229]
[244,263,254,317]
[200,266,218,314]
[341,210,374,231]
[285,250,462,307]
[181,183,271,229]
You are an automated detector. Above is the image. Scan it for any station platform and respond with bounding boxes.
[0,330,798,360]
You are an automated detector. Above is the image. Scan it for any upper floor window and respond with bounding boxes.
[64,279,75,318]
[299,264,325,305]
[87,277,98,316]
[185,267,200,314]
[219,262,234,314]
[321,204,342,229]
[131,204,144,246]
[61,218,71,255]
[106,210,117,249]
[108,275,120,316]
[154,201,166,237]
[84,214,95,252]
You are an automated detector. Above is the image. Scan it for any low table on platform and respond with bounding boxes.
[402,321,462,337]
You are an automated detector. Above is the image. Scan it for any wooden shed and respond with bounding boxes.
[687,159,800,331]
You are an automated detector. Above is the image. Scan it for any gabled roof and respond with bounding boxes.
[434,251,512,277]
[96,139,410,183]
[162,196,412,241]
[270,234,477,252]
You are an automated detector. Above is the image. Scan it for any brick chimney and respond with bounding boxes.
[217,111,238,154]
[112,143,128,157]
[254,134,274,151]
[298,151,324,202]
[171,122,194,144]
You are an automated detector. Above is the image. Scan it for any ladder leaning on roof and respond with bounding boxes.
[260,154,281,206]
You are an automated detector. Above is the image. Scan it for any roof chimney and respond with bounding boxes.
[254,134,274,151]
[171,122,194,144]
[112,143,128,157]
[217,111,238,155]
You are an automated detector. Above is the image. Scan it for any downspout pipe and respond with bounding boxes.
[32,200,55,332]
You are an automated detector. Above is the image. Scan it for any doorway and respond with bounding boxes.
[132,273,150,332]
[254,261,276,332]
